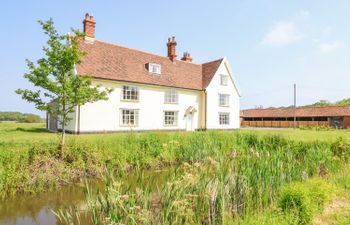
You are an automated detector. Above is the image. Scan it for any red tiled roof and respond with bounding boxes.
[241,106,350,118]
[202,59,223,89]
[76,40,222,90]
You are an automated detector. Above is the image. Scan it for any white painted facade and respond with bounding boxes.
[79,80,202,132]
[205,58,241,129]
[48,59,240,133]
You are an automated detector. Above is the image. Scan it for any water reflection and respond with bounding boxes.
[0,181,95,225]
[0,169,171,225]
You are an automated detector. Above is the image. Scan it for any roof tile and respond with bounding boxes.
[76,40,222,90]
[202,59,223,89]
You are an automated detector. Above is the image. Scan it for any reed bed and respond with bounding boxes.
[56,133,350,225]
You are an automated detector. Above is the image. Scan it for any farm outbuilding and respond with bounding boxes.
[241,106,350,128]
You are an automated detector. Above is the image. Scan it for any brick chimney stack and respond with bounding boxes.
[83,13,96,41]
[181,52,193,62]
[167,36,177,62]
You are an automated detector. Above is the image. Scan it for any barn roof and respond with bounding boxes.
[76,39,223,90]
[241,106,350,118]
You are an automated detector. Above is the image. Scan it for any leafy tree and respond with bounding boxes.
[16,19,111,157]
[335,98,350,106]
[19,114,43,123]
[309,100,332,107]
[0,111,42,122]
[304,98,350,107]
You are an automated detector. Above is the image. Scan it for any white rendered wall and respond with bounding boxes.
[206,59,240,129]
[77,80,202,132]
[56,111,78,132]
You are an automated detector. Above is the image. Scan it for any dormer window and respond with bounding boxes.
[148,63,161,75]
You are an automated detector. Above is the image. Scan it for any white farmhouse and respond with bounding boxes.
[48,14,241,133]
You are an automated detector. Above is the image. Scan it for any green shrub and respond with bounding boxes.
[279,184,312,224]
[331,137,350,160]
[0,111,43,123]
[299,126,333,131]
[306,179,333,212]
[279,179,334,224]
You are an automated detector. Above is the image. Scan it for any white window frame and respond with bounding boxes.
[220,75,228,86]
[219,94,230,107]
[120,109,139,127]
[122,86,139,102]
[163,111,178,126]
[219,112,230,125]
[164,90,178,104]
[148,63,161,75]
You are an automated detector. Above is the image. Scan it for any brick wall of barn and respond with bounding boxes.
[344,116,350,128]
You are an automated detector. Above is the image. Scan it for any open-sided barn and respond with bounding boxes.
[241,106,350,128]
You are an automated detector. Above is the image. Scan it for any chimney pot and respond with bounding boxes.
[181,51,193,62]
[167,36,177,62]
[83,13,96,40]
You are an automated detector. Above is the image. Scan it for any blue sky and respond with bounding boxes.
[1,1,349,116]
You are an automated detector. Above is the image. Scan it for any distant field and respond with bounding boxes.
[1,122,350,143]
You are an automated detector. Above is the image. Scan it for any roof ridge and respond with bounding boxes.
[243,105,350,111]
[93,39,203,65]
[202,58,224,65]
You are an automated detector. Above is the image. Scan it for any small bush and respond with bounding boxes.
[279,179,334,224]
[331,137,350,160]
[279,184,312,224]
[306,179,333,212]
[299,126,333,131]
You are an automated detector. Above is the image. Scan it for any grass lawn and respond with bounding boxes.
[238,128,350,142]
[2,122,350,144]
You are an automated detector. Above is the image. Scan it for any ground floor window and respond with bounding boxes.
[164,111,178,126]
[120,109,139,126]
[219,112,230,125]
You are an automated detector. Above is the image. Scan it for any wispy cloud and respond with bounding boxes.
[313,26,344,53]
[261,21,303,47]
[295,10,310,19]
[260,10,309,47]
[319,40,344,53]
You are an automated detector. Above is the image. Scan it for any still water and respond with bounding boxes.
[0,169,171,225]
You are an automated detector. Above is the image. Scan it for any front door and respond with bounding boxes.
[186,113,194,131]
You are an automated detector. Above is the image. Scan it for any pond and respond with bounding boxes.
[0,169,172,225]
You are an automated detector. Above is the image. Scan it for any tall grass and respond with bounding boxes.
[1,129,243,197]
[57,133,350,224]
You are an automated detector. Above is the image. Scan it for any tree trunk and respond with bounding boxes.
[60,121,65,159]
[60,102,66,159]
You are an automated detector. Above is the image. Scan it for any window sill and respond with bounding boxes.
[149,72,161,75]
[121,99,139,103]
[219,105,230,107]
[164,102,179,105]
[120,124,138,127]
